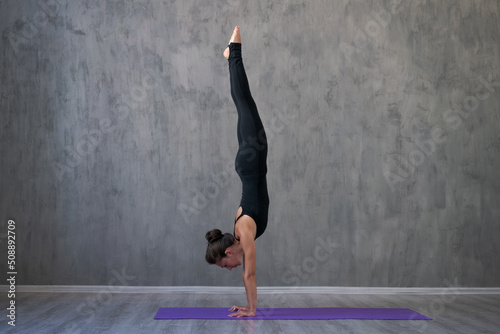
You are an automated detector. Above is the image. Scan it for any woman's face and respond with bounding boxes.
[216,248,242,271]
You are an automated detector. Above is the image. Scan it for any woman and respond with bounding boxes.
[205,26,269,318]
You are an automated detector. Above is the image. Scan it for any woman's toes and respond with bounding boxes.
[230,26,241,44]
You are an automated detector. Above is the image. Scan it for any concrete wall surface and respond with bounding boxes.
[1,0,499,287]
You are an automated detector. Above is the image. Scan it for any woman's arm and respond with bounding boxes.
[242,235,257,312]
[229,216,257,317]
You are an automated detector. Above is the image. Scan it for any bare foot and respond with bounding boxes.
[223,26,241,59]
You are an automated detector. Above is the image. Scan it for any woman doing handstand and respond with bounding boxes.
[205,26,269,318]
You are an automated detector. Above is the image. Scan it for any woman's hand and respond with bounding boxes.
[228,305,256,317]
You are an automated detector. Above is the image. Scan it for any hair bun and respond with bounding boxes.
[205,229,223,243]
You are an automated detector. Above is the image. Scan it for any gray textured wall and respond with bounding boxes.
[1,0,499,288]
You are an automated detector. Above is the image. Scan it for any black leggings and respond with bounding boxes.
[229,43,269,239]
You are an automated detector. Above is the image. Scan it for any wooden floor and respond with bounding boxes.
[3,291,500,333]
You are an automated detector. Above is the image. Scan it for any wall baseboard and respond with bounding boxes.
[1,285,500,295]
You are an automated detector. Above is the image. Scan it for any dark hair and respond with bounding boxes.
[205,229,235,264]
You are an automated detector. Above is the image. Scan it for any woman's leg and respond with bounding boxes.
[228,40,267,176]
[226,27,270,237]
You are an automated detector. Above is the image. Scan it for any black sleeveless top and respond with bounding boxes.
[233,174,269,240]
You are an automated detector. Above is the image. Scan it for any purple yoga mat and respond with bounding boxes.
[154,307,432,320]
